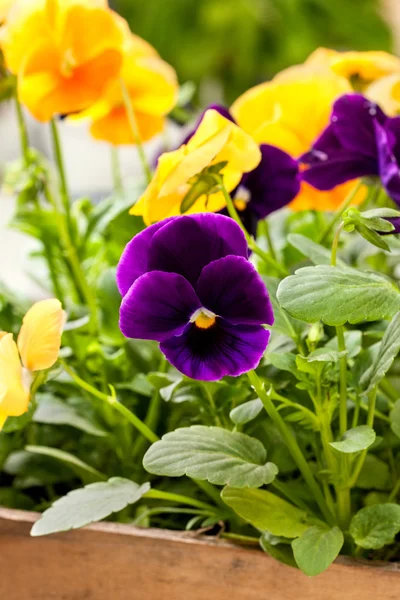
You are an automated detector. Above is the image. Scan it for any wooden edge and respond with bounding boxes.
[1,506,400,573]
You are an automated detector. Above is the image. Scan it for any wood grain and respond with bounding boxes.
[1,507,400,600]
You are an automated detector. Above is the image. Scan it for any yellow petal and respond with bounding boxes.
[330,51,400,82]
[0,333,30,417]
[0,411,7,431]
[366,75,400,116]
[17,299,65,371]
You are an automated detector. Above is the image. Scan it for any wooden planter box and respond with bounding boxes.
[1,507,400,600]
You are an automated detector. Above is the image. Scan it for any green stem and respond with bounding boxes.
[144,489,218,513]
[260,219,277,261]
[349,388,377,487]
[111,146,124,195]
[219,184,288,276]
[61,361,158,444]
[389,478,400,502]
[120,79,152,185]
[221,532,260,545]
[50,119,74,239]
[14,95,29,166]
[319,180,363,244]
[330,222,344,267]
[247,370,334,524]
[336,326,348,437]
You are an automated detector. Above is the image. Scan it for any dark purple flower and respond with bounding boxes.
[300,93,400,206]
[117,214,273,381]
[182,105,300,234]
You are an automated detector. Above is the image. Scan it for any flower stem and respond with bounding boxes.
[319,179,364,244]
[143,489,218,513]
[14,95,29,167]
[219,184,288,276]
[336,326,348,437]
[111,146,124,195]
[50,119,74,240]
[330,221,344,267]
[120,79,152,185]
[61,361,158,444]
[349,388,377,487]
[247,370,334,525]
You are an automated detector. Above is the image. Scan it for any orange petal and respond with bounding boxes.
[0,333,30,417]
[289,180,367,212]
[90,106,164,145]
[17,299,65,371]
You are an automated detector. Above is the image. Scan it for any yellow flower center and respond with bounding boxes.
[234,199,247,212]
[190,307,217,330]
[233,185,251,212]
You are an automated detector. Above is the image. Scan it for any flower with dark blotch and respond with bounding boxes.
[182,105,300,234]
[117,214,273,381]
[300,93,400,206]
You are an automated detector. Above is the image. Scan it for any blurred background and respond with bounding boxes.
[113,0,395,104]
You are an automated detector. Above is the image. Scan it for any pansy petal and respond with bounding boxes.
[160,321,270,381]
[375,120,400,205]
[196,256,274,326]
[0,333,30,417]
[148,213,248,287]
[116,217,176,296]
[331,94,386,156]
[119,271,200,342]
[17,299,65,371]
[240,144,300,218]
[182,104,235,144]
[301,152,378,190]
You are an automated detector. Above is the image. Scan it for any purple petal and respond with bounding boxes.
[375,120,400,206]
[182,104,235,144]
[301,151,378,190]
[119,271,200,342]
[196,255,274,326]
[239,144,300,219]
[116,218,176,297]
[332,94,387,157]
[148,213,248,287]
[160,321,270,381]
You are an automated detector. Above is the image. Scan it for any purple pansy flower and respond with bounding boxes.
[117,214,274,381]
[180,104,300,234]
[300,93,400,206]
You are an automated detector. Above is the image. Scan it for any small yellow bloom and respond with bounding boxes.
[130,108,261,224]
[2,0,123,121]
[82,29,178,145]
[0,299,64,429]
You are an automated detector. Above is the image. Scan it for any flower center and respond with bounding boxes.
[233,186,251,212]
[190,307,217,330]
[61,49,77,78]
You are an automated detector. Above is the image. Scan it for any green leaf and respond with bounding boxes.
[268,352,298,374]
[33,395,108,437]
[262,276,303,338]
[2,402,35,433]
[221,487,309,537]
[143,426,278,488]
[355,454,391,491]
[390,399,400,439]
[229,398,263,425]
[31,478,150,537]
[292,526,344,576]
[329,426,376,454]
[277,265,400,326]
[360,312,400,394]
[25,446,107,484]
[288,233,345,266]
[259,532,297,568]
[325,331,362,358]
[306,348,347,363]
[350,504,400,549]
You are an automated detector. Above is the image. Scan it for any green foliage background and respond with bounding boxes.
[113,0,393,103]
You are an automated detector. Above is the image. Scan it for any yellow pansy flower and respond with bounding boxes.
[2,0,123,121]
[81,29,178,145]
[0,299,65,430]
[329,50,400,84]
[130,108,261,225]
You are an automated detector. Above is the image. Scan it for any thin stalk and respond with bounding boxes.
[349,388,377,487]
[219,184,288,276]
[221,532,260,545]
[389,478,400,502]
[202,382,222,426]
[247,370,334,525]
[319,180,363,243]
[50,119,74,239]
[144,489,218,513]
[14,96,29,166]
[61,361,158,444]
[336,326,348,436]
[330,222,344,267]
[120,79,152,184]
[111,146,124,195]
[260,219,277,261]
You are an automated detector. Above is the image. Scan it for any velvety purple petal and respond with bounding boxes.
[196,255,274,326]
[376,120,400,206]
[119,271,200,342]
[332,94,387,157]
[148,213,248,287]
[301,151,378,190]
[160,321,270,381]
[182,104,235,144]
[116,218,177,297]
[383,117,400,162]
[238,144,300,218]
